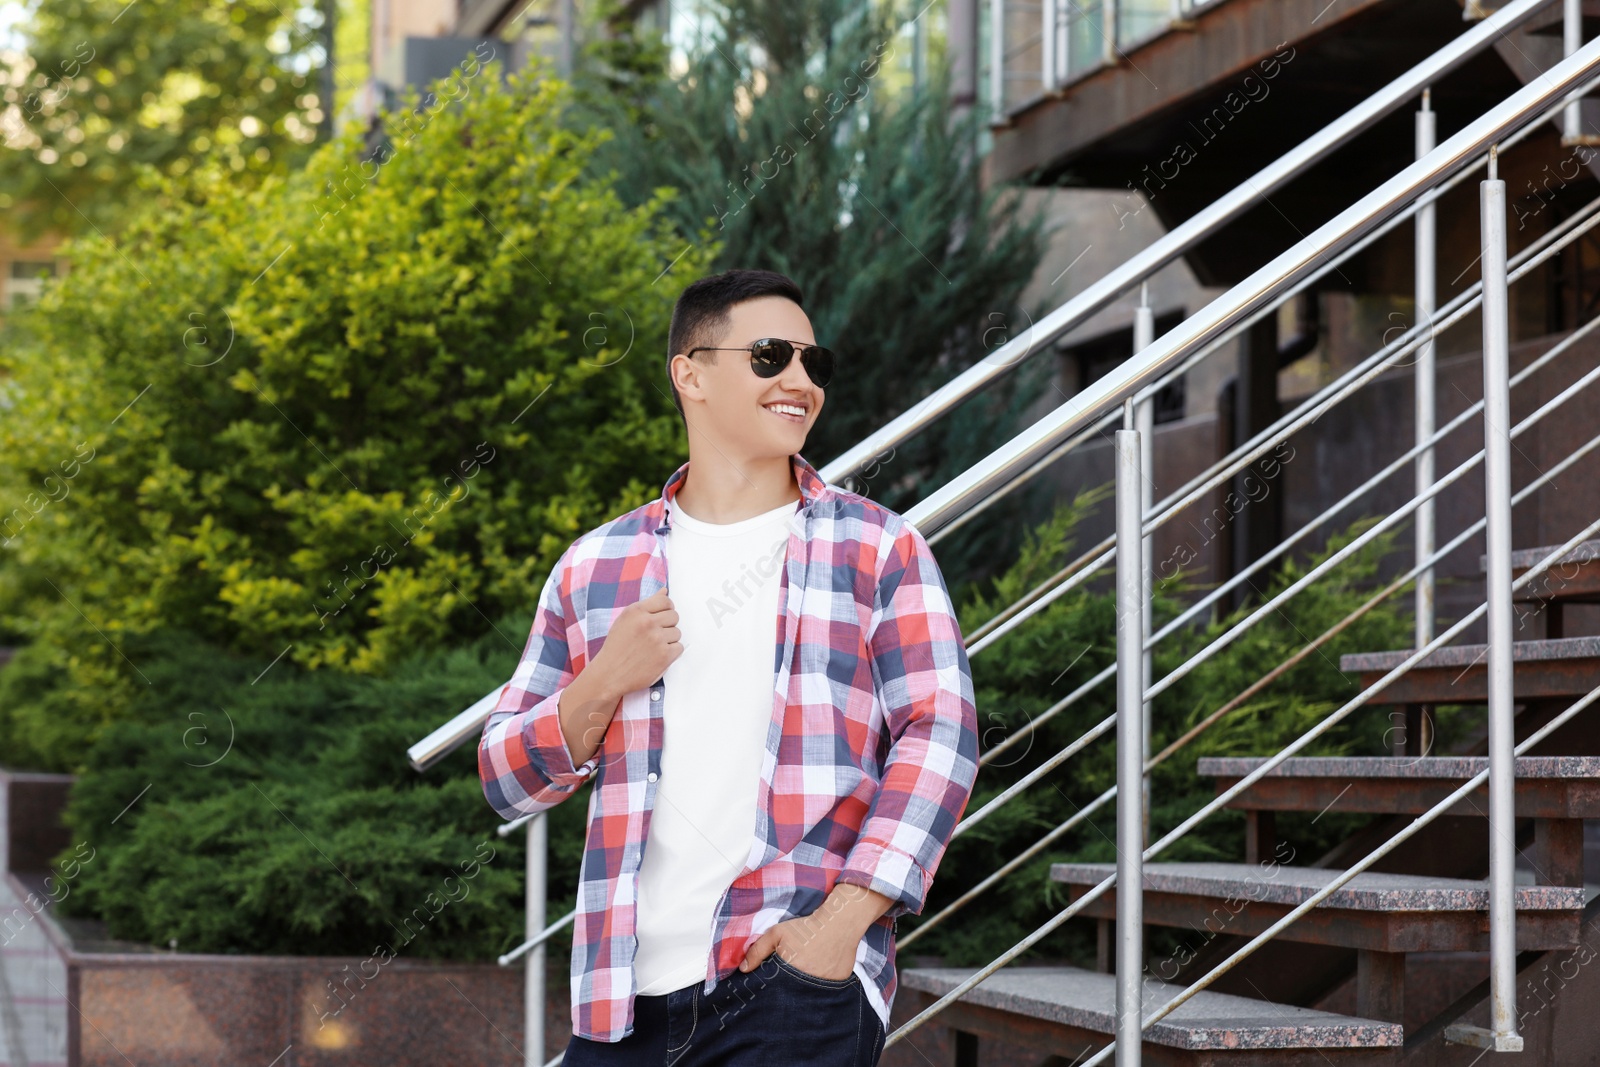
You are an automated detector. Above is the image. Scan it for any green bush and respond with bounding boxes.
[51,620,591,960]
[0,58,716,770]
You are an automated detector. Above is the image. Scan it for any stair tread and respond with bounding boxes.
[898,964,1403,1050]
[1049,861,1586,911]
[1340,635,1600,672]
[1481,539,1600,572]
[1197,755,1600,779]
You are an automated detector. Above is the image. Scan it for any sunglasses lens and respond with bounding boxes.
[802,346,834,388]
[747,338,833,388]
[749,338,792,378]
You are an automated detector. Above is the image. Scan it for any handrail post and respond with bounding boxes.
[1565,0,1583,143]
[526,814,548,1067]
[1116,401,1145,1066]
[1043,0,1057,92]
[1415,89,1438,758]
[1480,147,1524,1053]
[991,0,1006,121]
[1134,287,1156,846]
[1104,0,1120,64]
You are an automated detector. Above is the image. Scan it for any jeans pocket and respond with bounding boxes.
[772,951,858,988]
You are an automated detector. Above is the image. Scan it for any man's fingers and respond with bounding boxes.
[740,930,772,971]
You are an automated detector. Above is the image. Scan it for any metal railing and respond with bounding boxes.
[881,32,1600,1066]
[828,0,1561,498]
[405,2,1600,1063]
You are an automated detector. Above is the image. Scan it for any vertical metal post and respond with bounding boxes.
[1565,0,1583,143]
[992,0,1006,121]
[558,0,575,79]
[1042,0,1057,91]
[951,0,979,127]
[1480,147,1523,1054]
[1116,401,1145,1067]
[1104,0,1121,64]
[1134,285,1156,847]
[526,815,548,1067]
[913,7,928,92]
[1415,91,1438,759]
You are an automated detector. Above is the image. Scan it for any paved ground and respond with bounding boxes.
[0,874,68,1067]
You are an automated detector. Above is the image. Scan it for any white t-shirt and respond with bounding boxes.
[632,493,800,995]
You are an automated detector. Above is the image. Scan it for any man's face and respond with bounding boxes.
[675,295,826,455]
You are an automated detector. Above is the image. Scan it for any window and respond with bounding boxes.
[1059,309,1188,424]
[7,260,58,310]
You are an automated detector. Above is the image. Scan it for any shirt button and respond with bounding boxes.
[650,691,661,701]
[647,772,659,782]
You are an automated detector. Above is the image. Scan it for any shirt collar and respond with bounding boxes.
[657,452,828,522]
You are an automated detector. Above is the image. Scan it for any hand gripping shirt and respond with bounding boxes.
[478,450,980,1043]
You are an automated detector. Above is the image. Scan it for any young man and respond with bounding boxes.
[479,268,979,1066]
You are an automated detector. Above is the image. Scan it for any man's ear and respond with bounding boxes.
[672,353,702,401]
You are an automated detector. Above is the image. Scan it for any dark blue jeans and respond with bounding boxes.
[562,953,886,1066]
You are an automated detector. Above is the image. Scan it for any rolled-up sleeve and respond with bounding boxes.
[479,543,601,819]
[835,517,979,919]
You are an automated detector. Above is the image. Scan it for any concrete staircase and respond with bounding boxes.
[898,542,1600,1062]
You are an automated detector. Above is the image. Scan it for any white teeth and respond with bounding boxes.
[765,403,806,417]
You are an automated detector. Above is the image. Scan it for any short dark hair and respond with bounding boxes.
[667,268,805,423]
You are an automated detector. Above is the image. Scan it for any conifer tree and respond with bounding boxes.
[574,0,1056,593]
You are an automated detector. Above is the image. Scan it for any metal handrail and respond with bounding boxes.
[1078,546,1600,1065]
[967,180,1599,663]
[887,500,1600,1050]
[906,37,1600,538]
[958,187,1600,771]
[950,281,1600,840]
[1108,686,1600,1060]
[903,368,1600,947]
[935,72,1600,551]
[835,0,1560,499]
[498,908,575,966]
[883,37,1600,1057]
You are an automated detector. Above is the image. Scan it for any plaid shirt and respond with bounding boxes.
[478,450,979,1043]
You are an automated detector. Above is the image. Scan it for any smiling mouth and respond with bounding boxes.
[763,403,808,424]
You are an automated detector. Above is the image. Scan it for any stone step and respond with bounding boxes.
[897,964,1402,1065]
[1338,637,1600,705]
[1050,862,1586,953]
[1481,540,1600,604]
[1197,756,1600,819]
[1478,541,1600,639]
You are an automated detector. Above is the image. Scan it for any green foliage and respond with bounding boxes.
[912,501,1413,969]
[0,59,717,771]
[0,0,358,242]
[51,619,597,960]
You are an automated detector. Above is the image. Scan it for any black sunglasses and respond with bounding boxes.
[685,337,835,389]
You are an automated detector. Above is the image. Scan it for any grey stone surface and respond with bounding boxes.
[898,964,1403,1049]
[1484,539,1600,572]
[1339,635,1600,672]
[1197,755,1600,779]
[1049,861,1587,911]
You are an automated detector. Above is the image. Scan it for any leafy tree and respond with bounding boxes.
[0,58,716,770]
[571,0,1056,596]
[0,0,353,241]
